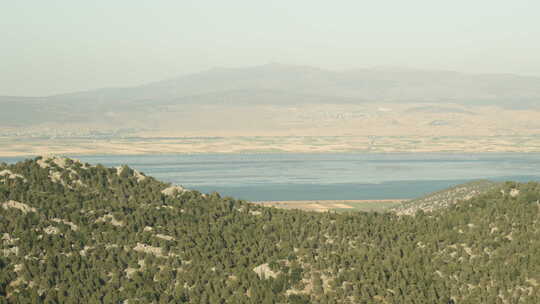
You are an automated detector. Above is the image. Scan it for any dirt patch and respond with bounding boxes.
[257,199,404,212]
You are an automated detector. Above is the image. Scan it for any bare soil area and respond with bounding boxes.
[256,199,405,212]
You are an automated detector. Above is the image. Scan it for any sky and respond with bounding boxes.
[1,0,540,96]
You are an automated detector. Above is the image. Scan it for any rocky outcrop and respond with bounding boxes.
[253,263,279,279]
[2,200,36,214]
[95,214,125,227]
[0,170,26,182]
[161,185,188,197]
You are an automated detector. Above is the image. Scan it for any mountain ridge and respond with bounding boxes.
[3,65,540,156]
[3,64,540,103]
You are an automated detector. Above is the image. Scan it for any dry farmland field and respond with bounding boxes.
[256,199,405,213]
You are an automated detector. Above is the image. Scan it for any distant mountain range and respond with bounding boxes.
[2,64,540,127]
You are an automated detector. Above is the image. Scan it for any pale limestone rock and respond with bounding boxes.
[38,155,87,169]
[49,171,63,183]
[133,243,165,257]
[74,179,86,187]
[79,246,94,256]
[95,214,125,227]
[2,200,36,214]
[133,169,146,182]
[14,264,23,272]
[161,185,188,197]
[116,166,146,182]
[253,263,279,279]
[510,188,520,197]
[2,233,18,245]
[44,226,60,235]
[52,157,67,168]
[8,277,26,288]
[155,234,175,241]
[116,166,125,176]
[2,246,19,256]
[0,170,26,182]
[36,158,50,168]
[125,268,138,279]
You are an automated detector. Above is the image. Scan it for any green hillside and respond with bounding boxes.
[1,157,539,303]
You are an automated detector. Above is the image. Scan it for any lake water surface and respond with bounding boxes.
[2,153,540,201]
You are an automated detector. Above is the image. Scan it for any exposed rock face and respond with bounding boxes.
[49,171,63,184]
[79,246,94,257]
[2,233,18,245]
[44,226,60,235]
[35,156,90,188]
[155,234,175,241]
[116,166,125,176]
[116,166,147,183]
[0,170,26,182]
[36,158,49,169]
[133,169,146,182]
[133,243,165,257]
[95,214,125,227]
[37,155,88,169]
[253,263,279,279]
[161,185,188,197]
[510,188,520,197]
[2,200,36,214]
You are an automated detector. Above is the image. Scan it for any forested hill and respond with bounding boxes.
[1,157,539,303]
[393,180,502,215]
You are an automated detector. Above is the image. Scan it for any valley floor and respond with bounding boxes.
[256,199,404,212]
[2,135,540,156]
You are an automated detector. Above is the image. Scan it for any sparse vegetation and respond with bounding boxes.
[392,180,501,215]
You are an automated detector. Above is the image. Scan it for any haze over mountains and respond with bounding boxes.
[2,64,540,127]
[3,64,540,156]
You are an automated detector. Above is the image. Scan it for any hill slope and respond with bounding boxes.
[392,180,502,215]
[1,157,539,303]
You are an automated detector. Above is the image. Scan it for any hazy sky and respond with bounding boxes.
[2,0,540,96]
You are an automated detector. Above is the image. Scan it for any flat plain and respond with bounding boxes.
[257,199,404,212]
[3,135,540,157]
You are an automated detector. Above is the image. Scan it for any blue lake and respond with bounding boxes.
[2,153,540,201]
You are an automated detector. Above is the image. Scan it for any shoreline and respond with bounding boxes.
[255,199,406,212]
[254,199,407,203]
